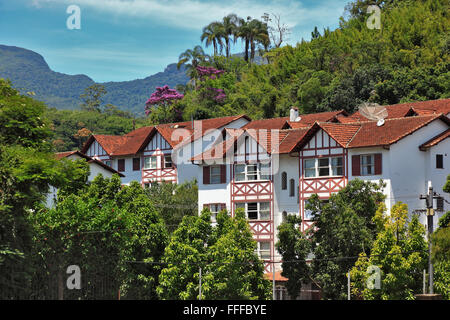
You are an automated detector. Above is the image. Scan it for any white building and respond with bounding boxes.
[47,151,124,207]
[193,99,450,277]
[80,115,251,186]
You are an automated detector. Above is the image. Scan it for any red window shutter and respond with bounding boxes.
[374,153,382,175]
[352,155,360,176]
[220,165,226,184]
[203,166,210,185]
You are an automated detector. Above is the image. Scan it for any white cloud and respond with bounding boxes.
[30,0,346,34]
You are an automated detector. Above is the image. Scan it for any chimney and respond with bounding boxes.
[290,107,299,122]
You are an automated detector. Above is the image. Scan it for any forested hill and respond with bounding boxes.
[166,0,449,123]
[0,45,189,114]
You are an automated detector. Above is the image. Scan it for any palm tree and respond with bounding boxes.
[237,17,270,63]
[201,22,225,56]
[221,14,240,58]
[237,16,252,62]
[248,19,270,62]
[177,45,209,84]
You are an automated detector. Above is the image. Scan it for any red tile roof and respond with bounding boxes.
[347,115,449,148]
[287,110,347,128]
[419,128,450,151]
[293,114,450,151]
[55,151,124,177]
[81,115,250,157]
[348,99,450,122]
[264,271,288,282]
[242,110,347,130]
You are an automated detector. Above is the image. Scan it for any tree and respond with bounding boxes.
[0,79,91,299]
[177,46,210,84]
[146,180,198,234]
[307,179,385,299]
[264,13,291,48]
[431,175,450,299]
[202,210,271,299]
[201,22,225,56]
[221,14,240,58]
[350,202,428,300]
[28,175,168,299]
[80,84,107,112]
[157,208,270,300]
[145,85,184,123]
[275,214,310,299]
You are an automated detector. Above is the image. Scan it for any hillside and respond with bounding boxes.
[0,45,189,115]
[169,0,450,123]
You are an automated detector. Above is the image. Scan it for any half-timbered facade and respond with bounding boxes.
[195,99,450,280]
[80,115,251,186]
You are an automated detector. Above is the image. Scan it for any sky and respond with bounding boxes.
[0,0,350,82]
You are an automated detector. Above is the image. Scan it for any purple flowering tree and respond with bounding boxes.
[145,85,184,117]
[196,66,225,81]
[207,88,226,103]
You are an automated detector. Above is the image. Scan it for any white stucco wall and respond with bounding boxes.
[349,119,449,229]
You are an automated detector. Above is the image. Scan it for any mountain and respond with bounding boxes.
[0,45,189,115]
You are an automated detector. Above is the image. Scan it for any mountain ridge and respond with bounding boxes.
[0,44,189,115]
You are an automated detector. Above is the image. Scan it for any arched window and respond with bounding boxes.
[289,179,295,197]
[281,172,287,190]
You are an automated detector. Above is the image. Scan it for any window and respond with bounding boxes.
[353,154,382,176]
[275,286,288,300]
[304,159,316,178]
[331,157,343,176]
[144,157,157,169]
[436,197,444,211]
[210,165,222,184]
[133,158,140,171]
[203,165,226,185]
[289,179,295,197]
[318,158,329,177]
[164,155,173,168]
[118,159,125,172]
[304,157,344,178]
[281,172,287,190]
[235,202,270,220]
[361,155,374,175]
[436,154,444,169]
[256,242,271,260]
[234,163,271,182]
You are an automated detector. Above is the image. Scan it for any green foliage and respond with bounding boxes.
[431,177,450,299]
[157,209,270,300]
[45,107,148,151]
[80,84,106,112]
[174,0,449,120]
[350,203,428,300]
[275,214,310,299]
[145,180,198,233]
[307,179,386,299]
[28,175,168,299]
[0,78,90,298]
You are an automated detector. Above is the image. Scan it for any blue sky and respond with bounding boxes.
[0,0,350,82]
